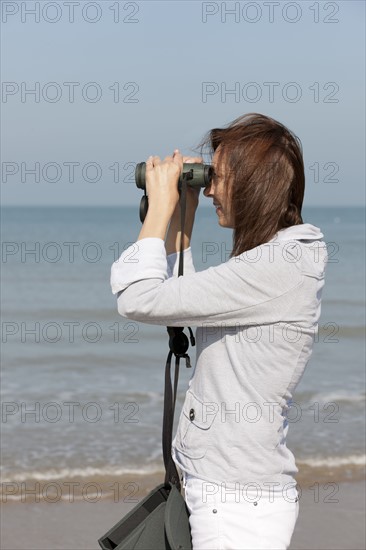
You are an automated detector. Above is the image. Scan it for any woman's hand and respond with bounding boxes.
[145,149,183,217]
[170,155,203,219]
[162,154,203,253]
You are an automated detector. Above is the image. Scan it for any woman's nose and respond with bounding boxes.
[203,184,213,198]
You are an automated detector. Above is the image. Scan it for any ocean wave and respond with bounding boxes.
[298,454,366,468]
[323,299,366,308]
[0,465,163,483]
[317,325,365,339]
[304,391,365,405]
[3,454,365,484]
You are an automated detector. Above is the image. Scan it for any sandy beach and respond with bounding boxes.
[1,478,365,550]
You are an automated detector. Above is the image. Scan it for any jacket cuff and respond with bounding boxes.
[167,247,195,278]
[110,238,168,295]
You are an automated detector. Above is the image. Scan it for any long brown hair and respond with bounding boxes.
[197,113,305,257]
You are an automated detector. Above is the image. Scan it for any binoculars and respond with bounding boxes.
[135,162,213,191]
[135,162,213,222]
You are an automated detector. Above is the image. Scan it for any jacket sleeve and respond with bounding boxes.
[110,237,304,327]
[167,247,196,278]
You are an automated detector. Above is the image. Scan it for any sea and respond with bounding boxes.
[1,206,365,501]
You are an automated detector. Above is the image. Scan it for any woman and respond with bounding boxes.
[110,113,328,549]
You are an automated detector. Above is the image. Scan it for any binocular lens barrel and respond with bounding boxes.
[135,162,213,191]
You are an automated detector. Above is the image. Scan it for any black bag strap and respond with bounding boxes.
[163,175,195,492]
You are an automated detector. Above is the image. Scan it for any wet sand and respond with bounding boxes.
[1,480,365,549]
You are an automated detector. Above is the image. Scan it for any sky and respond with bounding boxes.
[1,0,365,207]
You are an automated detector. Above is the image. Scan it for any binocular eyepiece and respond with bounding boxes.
[135,162,213,191]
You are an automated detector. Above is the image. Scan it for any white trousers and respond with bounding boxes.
[183,473,299,550]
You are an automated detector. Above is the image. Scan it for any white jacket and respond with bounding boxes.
[111,223,328,489]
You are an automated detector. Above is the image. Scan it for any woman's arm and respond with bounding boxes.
[137,149,183,242]
[165,206,195,254]
[111,238,305,327]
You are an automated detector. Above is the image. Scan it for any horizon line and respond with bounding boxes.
[1,204,365,209]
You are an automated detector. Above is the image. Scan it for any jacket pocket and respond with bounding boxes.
[174,390,217,459]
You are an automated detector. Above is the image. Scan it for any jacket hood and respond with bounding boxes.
[269,223,324,243]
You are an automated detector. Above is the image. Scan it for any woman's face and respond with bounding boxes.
[203,147,234,228]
